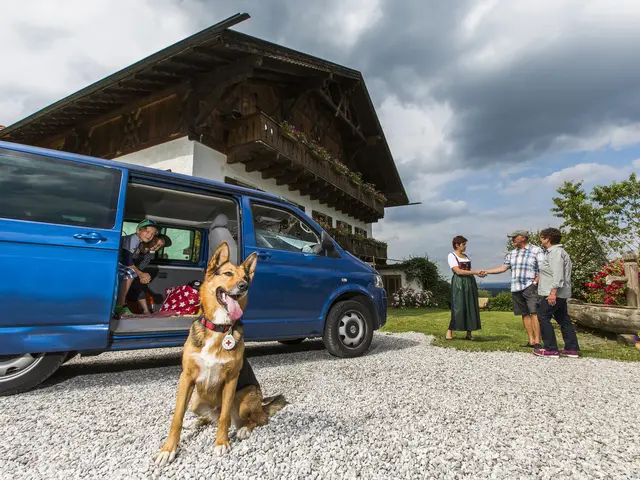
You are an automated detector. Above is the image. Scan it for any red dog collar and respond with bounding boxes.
[199,315,241,333]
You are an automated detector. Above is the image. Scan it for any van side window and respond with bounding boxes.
[0,148,121,228]
[158,227,201,263]
[251,203,320,254]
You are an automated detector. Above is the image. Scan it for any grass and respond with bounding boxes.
[382,308,640,362]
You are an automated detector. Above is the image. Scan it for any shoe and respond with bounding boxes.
[532,343,542,349]
[533,348,559,358]
[520,342,534,348]
[559,349,580,358]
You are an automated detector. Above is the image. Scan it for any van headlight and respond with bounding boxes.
[374,274,384,289]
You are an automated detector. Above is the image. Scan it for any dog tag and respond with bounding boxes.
[222,333,236,350]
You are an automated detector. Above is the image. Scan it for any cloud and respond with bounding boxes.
[386,200,470,225]
[501,162,633,195]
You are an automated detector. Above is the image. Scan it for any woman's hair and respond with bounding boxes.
[452,235,468,250]
[540,227,562,245]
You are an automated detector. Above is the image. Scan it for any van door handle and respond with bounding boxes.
[257,251,272,260]
[73,232,107,242]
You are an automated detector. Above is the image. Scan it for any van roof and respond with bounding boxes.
[0,140,298,208]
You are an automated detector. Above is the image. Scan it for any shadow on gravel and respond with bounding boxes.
[36,334,422,392]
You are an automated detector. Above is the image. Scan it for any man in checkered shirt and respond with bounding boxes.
[484,230,545,349]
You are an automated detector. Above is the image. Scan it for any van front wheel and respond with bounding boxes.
[323,300,374,358]
[0,352,67,396]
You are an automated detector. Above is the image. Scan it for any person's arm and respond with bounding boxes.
[546,249,565,305]
[451,266,483,276]
[483,265,509,275]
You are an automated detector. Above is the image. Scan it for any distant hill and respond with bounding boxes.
[477,282,510,296]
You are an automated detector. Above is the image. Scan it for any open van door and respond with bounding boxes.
[0,144,127,394]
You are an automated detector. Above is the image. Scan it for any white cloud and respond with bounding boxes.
[378,95,456,174]
[633,158,640,169]
[0,0,196,125]
[322,0,383,49]
[502,162,632,195]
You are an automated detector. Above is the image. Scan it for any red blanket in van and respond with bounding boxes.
[159,285,201,315]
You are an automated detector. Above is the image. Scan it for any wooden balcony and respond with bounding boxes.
[226,112,385,223]
[331,231,387,265]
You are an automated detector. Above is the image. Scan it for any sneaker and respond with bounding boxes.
[533,348,559,358]
[559,349,580,358]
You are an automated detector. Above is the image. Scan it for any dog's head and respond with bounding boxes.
[200,242,258,325]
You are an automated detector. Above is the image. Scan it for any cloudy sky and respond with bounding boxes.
[3,0,640,282]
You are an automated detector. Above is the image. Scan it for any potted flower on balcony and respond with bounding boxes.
[279,121,298,142]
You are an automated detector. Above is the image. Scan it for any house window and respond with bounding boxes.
[312,210,333,228]
[354,226,368,238]
[383,275,402,299]
[336,220,352,233]
[225,176,263,192]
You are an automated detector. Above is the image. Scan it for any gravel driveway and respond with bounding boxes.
[1,332,639,480]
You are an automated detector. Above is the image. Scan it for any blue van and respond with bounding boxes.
[0,141,387,395]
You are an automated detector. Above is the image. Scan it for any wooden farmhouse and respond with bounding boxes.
[0,14,409,286]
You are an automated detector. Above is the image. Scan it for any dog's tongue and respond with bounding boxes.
[224,294,243,321]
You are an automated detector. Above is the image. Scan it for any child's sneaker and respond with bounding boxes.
[533,348,559,358]
[559,349,580,358]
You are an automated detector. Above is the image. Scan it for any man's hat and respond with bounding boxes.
[507,229,529,238]
[137,219,156,229]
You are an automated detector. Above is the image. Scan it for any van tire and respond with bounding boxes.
[323,300,374,358]
[0,352,67,396]
[278,338,306,345]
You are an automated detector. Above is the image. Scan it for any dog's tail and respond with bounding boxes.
[262,394,287,415]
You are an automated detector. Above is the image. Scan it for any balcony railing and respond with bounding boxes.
[226,112,385,222]
[330,231,387,265]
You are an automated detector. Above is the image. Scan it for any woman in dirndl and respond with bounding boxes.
[446,235,484,341]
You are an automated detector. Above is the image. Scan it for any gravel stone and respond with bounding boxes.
[1,332,639,479]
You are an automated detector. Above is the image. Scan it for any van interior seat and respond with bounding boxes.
[208,213,237,265]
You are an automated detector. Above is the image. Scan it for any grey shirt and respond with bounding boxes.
[538,244,572,298]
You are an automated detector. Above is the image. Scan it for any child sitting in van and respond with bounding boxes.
[114,219,158,317]
[127,234,171,314]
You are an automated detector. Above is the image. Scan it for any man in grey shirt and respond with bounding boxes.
[534,227,580,358]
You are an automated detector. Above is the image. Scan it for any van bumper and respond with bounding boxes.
[372,289,387,328]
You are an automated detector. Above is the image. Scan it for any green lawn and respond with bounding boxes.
[383,308,640,362]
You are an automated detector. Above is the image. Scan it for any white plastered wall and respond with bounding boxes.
[116,136,195,175]
[379,268,422,291]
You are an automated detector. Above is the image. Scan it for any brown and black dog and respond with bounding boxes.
[155,242,286,466]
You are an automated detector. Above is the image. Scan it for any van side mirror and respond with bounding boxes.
[321,231,337,256]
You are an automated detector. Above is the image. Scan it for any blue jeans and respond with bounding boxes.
[537,297,580,351]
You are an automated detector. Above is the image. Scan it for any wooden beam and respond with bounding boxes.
[244,158,273,173]
[275,171,302,186]
[194,56,263,125]
[261,164,284,180]
[314,88,367,142]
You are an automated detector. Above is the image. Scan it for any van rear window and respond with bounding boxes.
[0,148,121,229]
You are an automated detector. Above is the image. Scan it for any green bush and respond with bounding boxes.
[486,292,514,312]
[477,288,493,298]
[432,279,452,309]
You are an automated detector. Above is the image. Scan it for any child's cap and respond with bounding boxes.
[137,219,156,229]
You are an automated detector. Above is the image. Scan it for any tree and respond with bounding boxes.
[397,255,452,309]
[591,172,640,253]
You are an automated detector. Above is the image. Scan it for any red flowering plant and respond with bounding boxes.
[584,258,628,305]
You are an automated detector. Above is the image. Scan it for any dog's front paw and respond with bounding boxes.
[213,441,231,457]
[154,448,177,467]
[236,426,251,441]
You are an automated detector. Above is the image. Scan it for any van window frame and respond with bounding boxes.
[125,176,243,267]
[248,200,326,257]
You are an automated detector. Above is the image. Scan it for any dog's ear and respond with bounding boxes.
[206,241,230,277]
[241,252,258,282]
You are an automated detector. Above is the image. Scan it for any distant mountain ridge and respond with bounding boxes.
[477,282,511,296]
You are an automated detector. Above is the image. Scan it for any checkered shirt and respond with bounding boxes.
[503,245,545,292]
